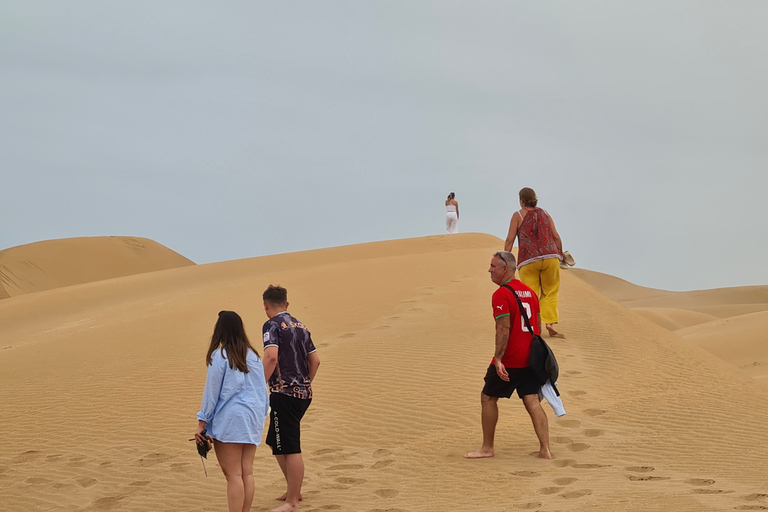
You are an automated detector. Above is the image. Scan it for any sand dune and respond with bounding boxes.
[0,236,195,299]
[570,267,768,385]
[2,233,768,511]
[676,310,768,381]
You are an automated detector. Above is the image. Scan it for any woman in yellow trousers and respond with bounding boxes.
[504,187,566,338]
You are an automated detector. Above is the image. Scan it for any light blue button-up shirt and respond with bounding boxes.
[197,348,270,445]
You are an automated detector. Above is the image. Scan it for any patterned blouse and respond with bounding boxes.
[517,207,562,268]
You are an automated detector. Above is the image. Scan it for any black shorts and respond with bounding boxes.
[482,365,539,399]
[266,392,311,455]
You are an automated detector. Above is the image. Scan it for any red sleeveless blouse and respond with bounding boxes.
[517,207,561,268]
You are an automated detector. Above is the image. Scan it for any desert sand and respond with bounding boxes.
[1,233,767,512]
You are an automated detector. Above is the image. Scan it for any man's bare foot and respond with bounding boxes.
[464,449,494,459]
[276,493,303,502]
[537,450,553,460]
[546,324,565,338]
[271,503,300,512]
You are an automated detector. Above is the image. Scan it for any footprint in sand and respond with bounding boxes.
[13,450,42,463]
[340,333,356,339]
[371,460,394,469]
[628,475,670,481]
[558,419,581,428]
[137,453,172,467]
[26,477,52,484]
[744,494,768,501]
[583,409,606,417]
[566,443,590,452]
[387,316,401,320]
[314,448,343,456]
[573,463,609,469]
[554,477,578,485]
[375,489,399,498]
[553,459,576,468]
[511,471,540,477]
[564,370,582,376]
[583,429,604,438]
[685,478,715,486]
[83,495,127,511]
[336,477,367,485]
[734,507,768,511]
[327,464,365,470]
[626,466,654,473]
[514,502,542,509]
[319,342,331,347]
[692,488,733,495]
[100,462,112,467]
[46,454,63,462]
[560,490,592,499]
[554,436,573,444]
[319,506,342,510]
[373,325,390,330]
[538,487,562,495]
[369,509,406,512]
[569,390,587,397]
[373,449,392,458]
[77,477,98,488]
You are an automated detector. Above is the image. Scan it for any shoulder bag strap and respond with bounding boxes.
[501,284,536,336]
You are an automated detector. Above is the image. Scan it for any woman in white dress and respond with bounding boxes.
[445,192,459,234]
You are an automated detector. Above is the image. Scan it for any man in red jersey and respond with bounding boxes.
[465,251,552,460]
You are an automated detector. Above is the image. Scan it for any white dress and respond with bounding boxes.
[445,204,458,234]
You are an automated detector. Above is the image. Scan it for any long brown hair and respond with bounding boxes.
[519,187,538,207]
[205,311,260,373]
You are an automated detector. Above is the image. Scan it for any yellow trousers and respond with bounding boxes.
[519,258,560,324]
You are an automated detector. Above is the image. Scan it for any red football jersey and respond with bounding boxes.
[491,279,541,368]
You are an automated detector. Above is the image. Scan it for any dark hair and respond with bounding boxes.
[447,192,455,200]
[206,311,259,372]
[519,187,538,207]
[263,284,288,306]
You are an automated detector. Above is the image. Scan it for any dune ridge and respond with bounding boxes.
[570,267,768,385]
[0,236,195,299]
[2,233,768,511]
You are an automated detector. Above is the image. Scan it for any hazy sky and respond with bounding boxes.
[2,1,766,291]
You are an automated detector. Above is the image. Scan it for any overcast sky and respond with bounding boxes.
[1,1,766,291]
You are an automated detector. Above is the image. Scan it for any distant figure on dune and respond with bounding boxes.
[505,187,566,338]
[464,251,552,460]
[445,192,459,234]
[261,285,320,512]
[195,311,270,512]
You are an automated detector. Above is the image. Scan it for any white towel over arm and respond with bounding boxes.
[539,380,566,417]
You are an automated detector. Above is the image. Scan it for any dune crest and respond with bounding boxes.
[0,236,194,299]
[570,267,768,383]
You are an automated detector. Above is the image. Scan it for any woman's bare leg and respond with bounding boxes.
[214,440,246,512]
[240,444,257,512]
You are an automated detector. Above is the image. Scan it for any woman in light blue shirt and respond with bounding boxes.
[194,311,269,512]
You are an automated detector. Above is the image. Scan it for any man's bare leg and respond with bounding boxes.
[522,394,553,459]
[274,456,303,502]
[271,453,304,512]
[464,393,499,458]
